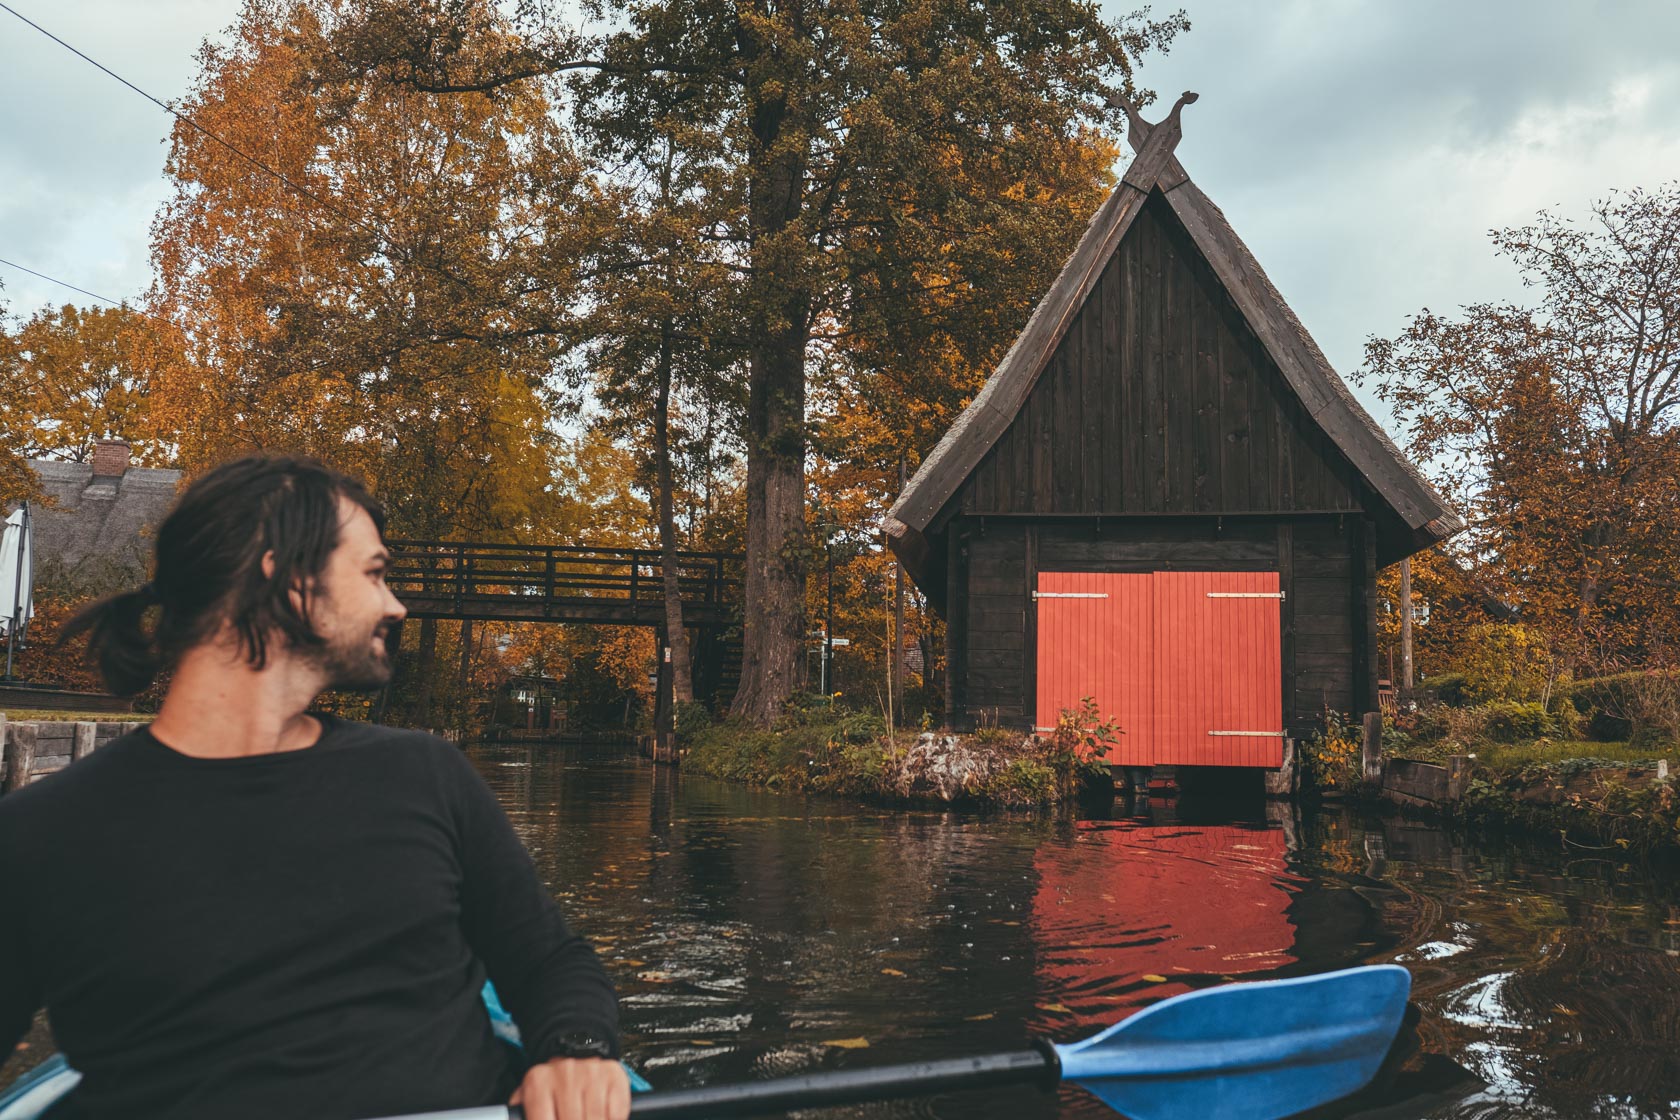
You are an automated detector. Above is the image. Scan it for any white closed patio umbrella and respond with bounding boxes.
[1,502,34,677]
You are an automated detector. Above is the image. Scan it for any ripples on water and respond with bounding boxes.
[4,741,1678,1119]
[478,742,1680,1120]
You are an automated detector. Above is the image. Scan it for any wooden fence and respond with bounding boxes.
[0,717,148,793]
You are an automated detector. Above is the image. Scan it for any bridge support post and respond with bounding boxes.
[653,623,678,765]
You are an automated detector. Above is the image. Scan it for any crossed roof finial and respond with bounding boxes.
[1105,90,1198,158]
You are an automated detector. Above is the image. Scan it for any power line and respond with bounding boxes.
[0,255,131,310]
[0,1,422,273]
[0,255,187,332]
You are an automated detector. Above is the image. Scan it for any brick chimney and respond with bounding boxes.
[91,438,132,478]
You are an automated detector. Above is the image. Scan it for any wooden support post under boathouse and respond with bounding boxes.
[884,92,1463,787]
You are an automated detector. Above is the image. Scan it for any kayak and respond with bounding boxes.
[0,984,651,1120]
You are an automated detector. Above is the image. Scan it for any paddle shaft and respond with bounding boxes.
[624,1048,1056,1119]
[496,1047,1059,1120]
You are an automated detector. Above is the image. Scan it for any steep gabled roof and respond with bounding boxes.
[885,93,1463,576]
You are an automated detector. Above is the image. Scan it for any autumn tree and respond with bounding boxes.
[0,303,185,503]
[1361,185,1680,670]
[583,123,743,708]
[150,0,600,541]
[322,0,1188,724]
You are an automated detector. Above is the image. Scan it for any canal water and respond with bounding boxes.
[5,741,1678,1117]
[475,742,1680,1120]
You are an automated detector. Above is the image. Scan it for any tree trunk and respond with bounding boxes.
[457,619,475,734]
[892,455,907,714]
[655,319,695,706]
[414,616,438,728]
[730,16,812,727]
[1398,558,1413,691]
[732,330,808,725]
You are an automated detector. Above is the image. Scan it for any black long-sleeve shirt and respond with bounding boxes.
[0,717,619,1119]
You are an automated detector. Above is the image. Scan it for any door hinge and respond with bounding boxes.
[1208,730,1287,737]
[1207,591,1285,599]
[1033,592,1110,600]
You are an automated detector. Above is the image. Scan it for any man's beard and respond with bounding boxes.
[317,624,396,692]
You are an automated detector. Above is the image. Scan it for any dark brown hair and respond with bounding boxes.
[63,454,385,696]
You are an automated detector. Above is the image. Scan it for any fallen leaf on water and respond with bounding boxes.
[1141,975,1168,983]
[1037,1003,1074,1015]
[637,971,673,983]
[881,968,906,977]
[965,1012,995,1021]
[618,960,646,968]
[689,1040,714,1047]
[824,1038,870,1049]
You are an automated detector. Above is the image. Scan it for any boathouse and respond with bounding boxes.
[884,94,1462,770]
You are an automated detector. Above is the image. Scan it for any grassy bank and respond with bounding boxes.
[1295,697,1680,850]
[682,696,1112,809]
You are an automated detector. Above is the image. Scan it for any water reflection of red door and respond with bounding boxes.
[1032,823,1298,1032]
[1035,571,1283,767]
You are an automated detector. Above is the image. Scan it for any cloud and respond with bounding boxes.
[0,0,243,316]
[1116,0,1680,425]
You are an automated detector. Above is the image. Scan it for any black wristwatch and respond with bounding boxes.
[552,1031,617,1060]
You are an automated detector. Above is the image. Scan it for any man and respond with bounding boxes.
[0,455,630,1120]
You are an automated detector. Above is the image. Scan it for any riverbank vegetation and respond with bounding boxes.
[683,696,1114,810]
[1300,668,1680,850]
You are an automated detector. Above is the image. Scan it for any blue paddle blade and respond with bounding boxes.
[1053,964,1411,1120]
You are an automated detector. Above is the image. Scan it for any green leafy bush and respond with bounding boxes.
[1547,696,1585,740]
[1422,672,1473,707]
[1568,670,1680,745]
[984,757,1056,805]
[1480,700,1555,743]
[1457,622,1565,703]
[673,700,713,746]
[1302,709,1361,791]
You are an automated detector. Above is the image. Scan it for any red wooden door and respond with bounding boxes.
[1035,571,1282,768]
[1034,571,1151,765]
[1152,571,1283,767]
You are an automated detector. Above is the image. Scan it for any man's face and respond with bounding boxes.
[308,498,408,691]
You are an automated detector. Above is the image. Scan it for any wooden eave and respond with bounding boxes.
[885,95,1463,590]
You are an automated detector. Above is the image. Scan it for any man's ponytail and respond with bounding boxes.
[61,583,163,697]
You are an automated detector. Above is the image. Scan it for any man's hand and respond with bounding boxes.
[511,1057,631,1120]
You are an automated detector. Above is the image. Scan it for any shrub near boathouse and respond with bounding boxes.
[685,695,1114,807]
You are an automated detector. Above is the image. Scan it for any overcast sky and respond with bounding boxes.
[3,0,1679,423]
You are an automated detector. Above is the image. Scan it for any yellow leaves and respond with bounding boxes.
[0,305,184,476]
[879,968,905,977]
[823,1037,870,1050]
[1141,975,1168,984]
[1036,1003,1074,1015]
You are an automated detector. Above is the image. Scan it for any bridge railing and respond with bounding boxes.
[383,540,741,611]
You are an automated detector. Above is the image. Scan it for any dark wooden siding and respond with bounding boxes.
[951,518,1361,737]
[954,192,1365,521]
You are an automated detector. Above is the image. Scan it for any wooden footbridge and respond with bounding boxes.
[384,540,740,626]
[382,540,744,712]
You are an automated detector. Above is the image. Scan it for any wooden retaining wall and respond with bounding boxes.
[1376,756,1470,808]
[0,717,147,794]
